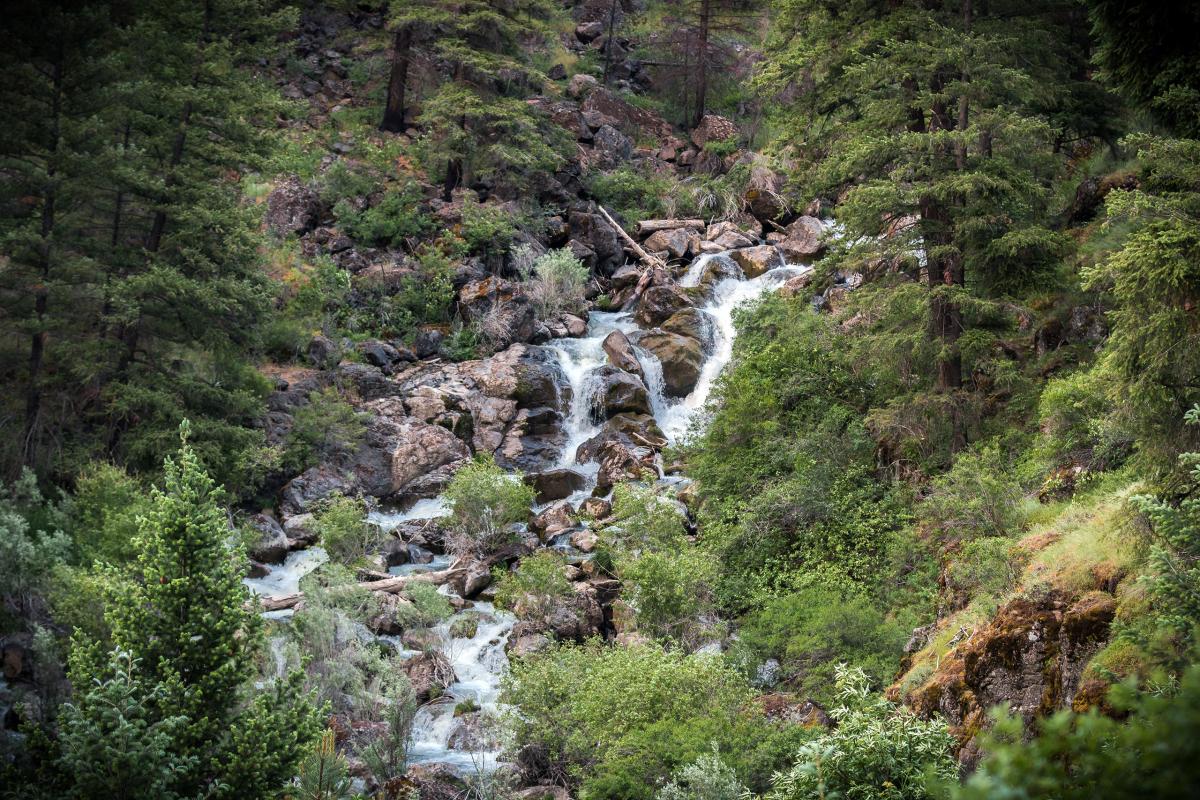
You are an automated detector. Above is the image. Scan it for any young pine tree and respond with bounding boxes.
[95,424,321,798]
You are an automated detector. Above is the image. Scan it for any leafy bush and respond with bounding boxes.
[502,641,774,798]
[605,483,689,553]
[493,550,574,621]
[919,441,1022,541]
[335,181,431,248]
[586,166,674,221]
[515,246,591,317]
[730,586,909,703]
[311,493,381,566]
[443,455,535,557]
[765,666,957,800]
[395,582,453,631]
[284,388,367,473]
[0,469,70,624]
[657,747,746,800]
[617,548,717,645]
[69,462,148,566]
[460,198,519,258]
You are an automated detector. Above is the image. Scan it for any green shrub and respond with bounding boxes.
[502,641,768,798]
[70,462,149,565]
[944,537,1022,602]
[765,666,957,800]
[460,198,519,258]
[605,483,689,552]
[919,441,1022,541]
[311,493,381,566]
[730,586,909,704]
[284,388,367,473]
[396,582,453,631]
[657,747,746,800]
[515,245,591,317]
[443,455,535,557]
[617,548,717,645]
[335,181,431,248]
[492,550,574,621]
[587,166,673,221]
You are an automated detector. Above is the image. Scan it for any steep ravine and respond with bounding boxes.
[244,239,817,773]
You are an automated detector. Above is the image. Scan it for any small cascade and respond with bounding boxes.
[369,496,448,532]
[635,344,670,421]
[544,311,639,468]
[406,601,516,770]
[658,265,809,442]
[244,547,327,618]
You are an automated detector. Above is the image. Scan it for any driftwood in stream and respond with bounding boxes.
[598,205,671,311]
[251,560,466,613]
[635,218,705,235]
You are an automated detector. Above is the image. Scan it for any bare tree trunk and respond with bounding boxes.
[380,24,412,132]
[601,0,620,85]
[22,51,64,469]
[692,0,711,128]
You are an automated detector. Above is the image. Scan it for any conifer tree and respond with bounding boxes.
[94,423,320,798]
[385,0,568,199]
[759,0,1072,406]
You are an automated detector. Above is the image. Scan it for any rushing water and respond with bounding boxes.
[253,246,811,774]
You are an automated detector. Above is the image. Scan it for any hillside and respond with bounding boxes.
[2,1,1200,798]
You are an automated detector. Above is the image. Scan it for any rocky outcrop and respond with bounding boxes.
[602,329,644,379]
[265,177,323,238]
[457,276,536,350]
[730,245,782,278]
[246,513,289,564]
[777,216,827,261]
[903,589,1117,765]
[590,366,652,420]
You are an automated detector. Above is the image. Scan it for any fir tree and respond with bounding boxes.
[386,0,569,199]
[95,423,321,798]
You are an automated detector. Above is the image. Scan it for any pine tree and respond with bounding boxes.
[97,423,320,798]
[759,0,1073,406]
[385,0,569,199]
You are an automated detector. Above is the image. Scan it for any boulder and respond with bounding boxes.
[590,365,652,420]
[280,464,357,515]
[690,114,739,148]
[633,330,704,397]
[660,308,711,349]
[531,500,577,539]
[447,711,502,752]
[567,72,599,99]
[730,245,782,278]
[357,406,473,497]
[711,229,755,250]
[693,254,744,295]
[778,268,816,298]
[567,210,624,274]
[591,124,633,169]
[778,216,826,261]
[581,497,612,519]
[457,276,536,349]
[403,651,456,702]
[643,227,697,260]
[634,284,693,328]
[246,513,288,564]
[530,468,588,503]
[265,177,322,238]
[602,329,643,379]
[282,513,319,548]
[744,166,787,221]
[570,529,599,552]
[306,334,340,369]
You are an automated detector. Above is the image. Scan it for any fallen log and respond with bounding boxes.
[635,218,705,235]
[598,205,666,271]
[251,560,467,613]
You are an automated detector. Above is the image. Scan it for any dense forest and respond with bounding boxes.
[2,0,1199,797]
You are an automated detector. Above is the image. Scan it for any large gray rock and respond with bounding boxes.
[730,245,782,278]
[602,329,644,379]
[568,210,624,274]
[530,468,588,503]
[634,284,693,328]
[590,365,652,420]
[633,330,704,397]
[246,513,288,564]
[458,276,536,350]
[265,177,322,238]
[778,215,826,261]
[643,227,698,260]
[591,124,633,169]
